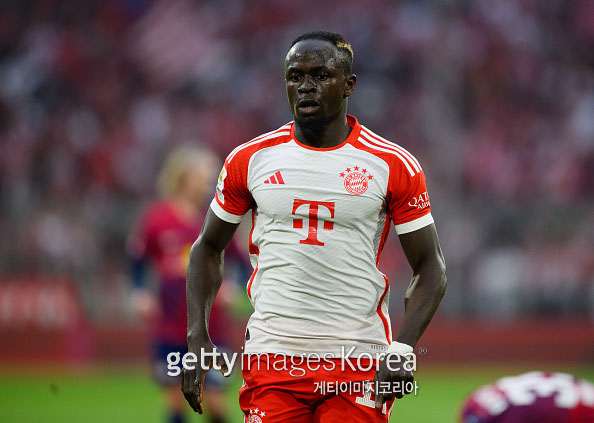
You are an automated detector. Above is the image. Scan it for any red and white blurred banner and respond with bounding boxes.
[0,276,83,330]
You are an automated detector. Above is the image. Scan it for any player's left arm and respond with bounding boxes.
[374,223,446,407]
[384,162,447,348]
[395,222,446,347]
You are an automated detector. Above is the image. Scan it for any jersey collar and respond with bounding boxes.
[290,114,361,151]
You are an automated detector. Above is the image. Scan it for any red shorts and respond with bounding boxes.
[239,354,394,423]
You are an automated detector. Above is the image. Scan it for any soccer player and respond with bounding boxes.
[128,146,231,423]
[182,31,447,422]
[461,371,594,423]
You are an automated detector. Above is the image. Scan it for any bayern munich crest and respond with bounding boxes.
[340,165,373,195]
[248,408,265,422]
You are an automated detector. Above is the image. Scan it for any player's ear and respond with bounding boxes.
[344,73,356,98]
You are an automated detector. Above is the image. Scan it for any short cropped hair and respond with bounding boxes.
[290,31,353,74]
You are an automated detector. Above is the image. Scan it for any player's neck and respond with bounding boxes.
[294,114,351,149]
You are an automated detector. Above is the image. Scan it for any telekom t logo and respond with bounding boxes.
[292,199,335,246]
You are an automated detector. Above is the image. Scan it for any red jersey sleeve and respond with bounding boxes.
[387,161,433,235]
[210,151,253,223]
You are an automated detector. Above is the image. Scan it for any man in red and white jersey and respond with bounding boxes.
[182,31,447,422]
[461,371,594,423]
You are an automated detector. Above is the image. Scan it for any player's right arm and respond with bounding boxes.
[182,209,239,413]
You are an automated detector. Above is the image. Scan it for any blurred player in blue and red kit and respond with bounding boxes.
[128,145,242,423]
[461,371,594,423]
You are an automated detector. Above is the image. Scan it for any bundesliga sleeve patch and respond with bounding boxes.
[216,166,227,203]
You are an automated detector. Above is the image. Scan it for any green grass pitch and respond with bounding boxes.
[1,365,593,422]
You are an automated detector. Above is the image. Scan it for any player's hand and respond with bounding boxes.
[181,339,230,414]
[373,353,415,408]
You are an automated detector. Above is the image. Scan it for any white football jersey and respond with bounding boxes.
[210,115,433,356]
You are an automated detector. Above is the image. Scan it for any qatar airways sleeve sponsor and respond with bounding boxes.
[389,165,433,233]
[408,191,430,210]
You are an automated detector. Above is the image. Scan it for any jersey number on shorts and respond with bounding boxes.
[355,382,387,414]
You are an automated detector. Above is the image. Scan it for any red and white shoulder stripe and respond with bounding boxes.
[227,123,293,163]
[357,126,422,177]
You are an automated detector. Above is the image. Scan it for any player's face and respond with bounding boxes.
[181,154,219,208]
[285,40,355,125]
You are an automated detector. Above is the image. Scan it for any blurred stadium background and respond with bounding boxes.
[0,0,593,422]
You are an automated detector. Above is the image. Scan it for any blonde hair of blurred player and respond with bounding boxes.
[157,144,220,210]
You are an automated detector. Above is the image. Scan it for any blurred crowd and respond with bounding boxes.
[0,0,593,322]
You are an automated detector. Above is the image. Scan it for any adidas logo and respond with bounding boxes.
[264,171,285,185]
